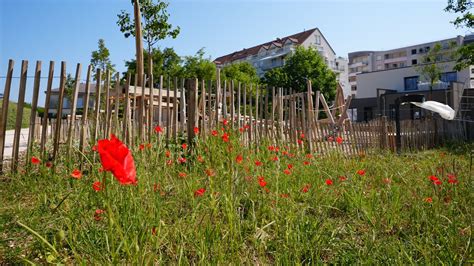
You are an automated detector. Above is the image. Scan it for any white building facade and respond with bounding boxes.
[214,28,350,97]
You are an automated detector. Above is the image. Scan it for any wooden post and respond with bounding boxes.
[79,65,92,157]
[187,79,198,146]
[207,80,212,133]
[230,80,234,129]
[158,75,163,127]
[147,73,154,141]
[173,77,178,141]
[306,80,314,153]
[40,61,54,155]
[215,70,221,128]
[66,63,81,157]
[92,69,102,142]
[255,84,259,145]
[243,84,247,129]
[123,73,131,144]
[278,88,284,142]
[0,59,14,173]
[180,79,186,135]
[201,79,206,136]
[26,61,42,164]
[166,76,170,144]
[237,82,241,129]
[114,72,121,135]
[259,86,264,140]
[52,61,66,162]
[264,86,269,138]
[105,70,111,138]
[139,73,146,142]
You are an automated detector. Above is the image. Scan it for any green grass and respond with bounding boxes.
[0,101,32,130]
[0,129,473,264]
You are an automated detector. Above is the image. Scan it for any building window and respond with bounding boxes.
[349,76,357,82]
[400,62,405,67]
[392,63,398,68]
[412,59,417,65]
[351,85,357,91]
[411,49,417,55]
[376,55,382,61]
[404,76,419,91]
[315,35,321,45]
[440,72,457,83]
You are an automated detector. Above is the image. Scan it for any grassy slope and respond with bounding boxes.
[0,134,472,264]
[0,101,32,130]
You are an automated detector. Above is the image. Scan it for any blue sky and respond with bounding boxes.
[0,0,468,105]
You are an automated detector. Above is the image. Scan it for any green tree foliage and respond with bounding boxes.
[90,39,116,80]
[182,48,216,81]
[445,0,474,71]
[262,46,337,101]
[221,62,259,85]
[124,47,182,83]
[117,0,180,53]
[416,42,455,98]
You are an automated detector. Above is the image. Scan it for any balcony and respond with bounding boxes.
[349,61,368,68]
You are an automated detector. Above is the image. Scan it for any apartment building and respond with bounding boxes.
[347,35,473,122]
[214,28,350,96]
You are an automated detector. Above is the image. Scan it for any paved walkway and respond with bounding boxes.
[2,128,30,159]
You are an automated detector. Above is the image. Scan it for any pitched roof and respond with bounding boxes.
[214,28,318,65]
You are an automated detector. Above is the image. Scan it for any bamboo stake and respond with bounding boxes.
[92,68,102,142]
[0,59,14,173]
[52,61,66,162]
[26,61,42,164]
[66,63,81,157]
[79,65,92,158]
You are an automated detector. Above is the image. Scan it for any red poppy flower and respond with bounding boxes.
[178,172,187,178]
[92,181,102,191]
[194,127,199,134]
[239,127,245,133]
[182,143,187,150]
[424,197,433,203]
[31,156,40,165]
[165,150,171,157]
[297,139,303,145]
[211,130,218,136]
[280,193,290,198]
[383,178,391,184]
[303,161,310,165]
[336,136,343,144]
[272,156,279,161]
[433,180,442,185]
[97,134,137,185]
[305,154,313,159]
[429,175,439,181]
[283,169,291,175]
[71,169,82,179]
[236,154,243,163]
[205,168,215,177]
[139,144,145,151]
[154,125,163,134]
[300,133,305,139]
[223,119,228,126]
[287,164,293,170]
[339,176,347,181]
[325,179,333,186]
[448,179,458,184]
[178,157,186,164]
[146,143,152,149]
[45,161,53,168]
[92,145,98,151]
[301,184,311,193]
[222,133,229,142]
[327,136,334,142]
[166,159,173,165]
[268,145,275,151]
[447,173,456,180]
[94,209,105,221]
[194,188,206,197]
[258,176,267,187]
[255,160,263,167]
[282,151,289,156]
[357,169,366,176]
[197,155,204,163]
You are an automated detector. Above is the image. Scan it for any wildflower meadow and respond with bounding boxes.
[1,123,472,264]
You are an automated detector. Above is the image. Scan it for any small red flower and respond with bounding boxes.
[181,143,187,150]
[424,197,433,203]
[383,178,391,184]
[92,181,102,191]
[258,176,267,187]
[236,154,243,163]
[178,157,186,164]
[165,150,171,157]
[193,127,199,134]
[283,169,291,175]
[194,188,206,197]
[153,183,160,192]
[303,161,310,165]
[327,136,334,142]
[222,132,229,142]
[301,184,311,193]
[280,193,290,198]
[287,164,293,170]
[268,146,275,151]
[297,139,303,145]
[166,159,173,165]
[178,172,187,178]
[339,176,347,181]
[154,125,163,134]
[71,169,82,179]
[272,156,279,161]
[357,169,366,176]
[306,154,313,159]
[223,119,228,126]
[325,179,333,186]
[255,160,263,167]
[197,155,204,163]
[211,130,218,136]
[139,144,145,151]
[31,156,40,165]
[94,209,105,221]
[336,136,343,144]
[205,168,215,177]
[433,180,442,185]
[429,175,439,181]
[300,133,305,139]
[146,143,152,149]
[45,161,53,168]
